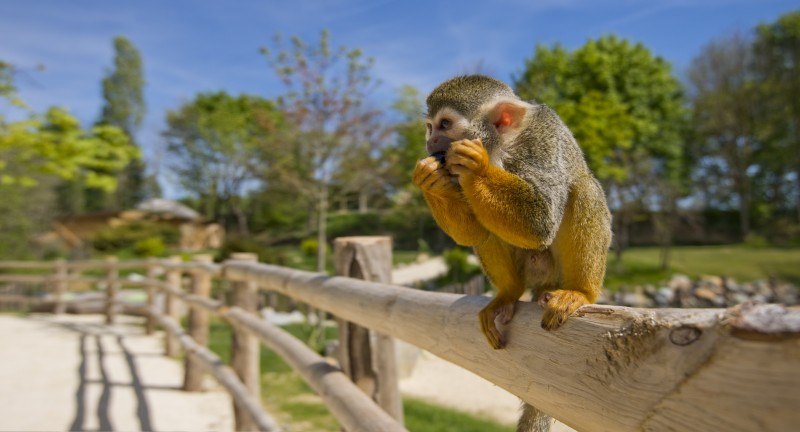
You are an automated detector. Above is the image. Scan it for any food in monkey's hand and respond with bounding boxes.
[431,150,446,164]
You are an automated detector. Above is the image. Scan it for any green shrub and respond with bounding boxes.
[92,220,179,252]
[216,236,289,265]
[743,233,769,248]
[300,238,330,258]
[133,237,166,257]
[442,247,481,283]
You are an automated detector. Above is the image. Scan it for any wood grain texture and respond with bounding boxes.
[224,262,800,432]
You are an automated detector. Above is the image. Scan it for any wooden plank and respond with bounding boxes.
[224,261,800,432]
[164,256,182,357]
[0,261,56,269]
[184,255,213,392]
[224,307,407,432]
[146,306,280,432]
[228,253,261,432]
[145,258,158,335]
[54,259,67,314]
[333,236,403,426]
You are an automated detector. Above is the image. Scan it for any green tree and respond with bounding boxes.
[688,32,762,239]
[0,62,138,258]
[260,30,383,272]
[754,11,800,224]
[163,91,282,235]
[514,35,687,264]
[97,36,149,210]
[382,85,427,208]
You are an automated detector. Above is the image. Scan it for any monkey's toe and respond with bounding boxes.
[479,307,506,349]
[539,290,589,331]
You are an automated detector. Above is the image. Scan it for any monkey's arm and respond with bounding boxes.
[446,139,561,250]
[412,157,489,246]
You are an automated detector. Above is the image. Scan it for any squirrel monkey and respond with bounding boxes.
[413,75,611,432]
[413,75,611,347]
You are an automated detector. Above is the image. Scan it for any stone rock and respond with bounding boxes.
[694,287,718,302]
[669,274,692,292]
[653,287,675,307]
[699,274,724,289]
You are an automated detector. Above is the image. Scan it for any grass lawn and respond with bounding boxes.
[206,319,511,432]
[605,244,800,290]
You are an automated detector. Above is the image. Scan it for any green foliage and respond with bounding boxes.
[164,91,282,233]
[300,238,329,258]
[605,245,800,289]
[743,233,769,249]
[0,106,138,190]
[403,398,511,432]
[261,30,385,271]
[99,36,145,135]
[515,35,687,185]
[92,220,178,252]
[326,209,451,251]
[383,85,427,207]
[132,236,166,257]
[441,247,481,284]
[216,236,290,265]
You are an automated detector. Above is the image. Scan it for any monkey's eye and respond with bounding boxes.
[439,119,451,130]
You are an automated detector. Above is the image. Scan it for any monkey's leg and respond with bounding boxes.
[541,178,610,330]
[475,235,526,349]
[424,193,489,246]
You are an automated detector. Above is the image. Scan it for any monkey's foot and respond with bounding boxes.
[538,290,589,331]
[479,300,515,349]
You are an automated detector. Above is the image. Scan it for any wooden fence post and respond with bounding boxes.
[164,256,182,357]
[145,258,159,335]
[54,258,67,314]
[333,236,404,426]
[229,252,261,432]
[184,255,213,391]
[105,256,118,325]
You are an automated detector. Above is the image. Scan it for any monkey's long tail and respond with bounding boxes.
[517,402,552,432]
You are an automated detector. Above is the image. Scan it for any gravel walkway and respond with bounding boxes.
[0,314,232,432]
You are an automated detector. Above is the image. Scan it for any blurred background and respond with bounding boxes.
[3,2,800,431]
[1,0,799,292]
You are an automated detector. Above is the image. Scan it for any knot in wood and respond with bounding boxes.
[669,326,701,346]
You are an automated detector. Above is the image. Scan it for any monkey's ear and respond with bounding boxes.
[487,100,528,134]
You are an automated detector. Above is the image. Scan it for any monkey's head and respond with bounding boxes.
[425,75,531,161]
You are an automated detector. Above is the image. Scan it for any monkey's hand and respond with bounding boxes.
[413,156,490,246]
[445,139,490,183]
[413,156,460,198]
[538,290,590,330]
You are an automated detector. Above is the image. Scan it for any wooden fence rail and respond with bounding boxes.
[1,235,799,432]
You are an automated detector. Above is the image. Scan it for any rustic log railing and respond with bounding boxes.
[1,236,799,432]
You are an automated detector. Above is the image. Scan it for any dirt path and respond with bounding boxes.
[0,314,232,432]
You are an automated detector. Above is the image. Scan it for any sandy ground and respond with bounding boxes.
[0,314,232,432]
[397,341,576,432]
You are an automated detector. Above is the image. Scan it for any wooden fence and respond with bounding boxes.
[1,236,799,432]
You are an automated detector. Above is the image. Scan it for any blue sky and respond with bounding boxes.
[1,0,798,195]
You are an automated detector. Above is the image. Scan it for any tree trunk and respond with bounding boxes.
[232,204,249,236]
[317,184,328,273]
[358,189,369,214]
[737,172,751,240]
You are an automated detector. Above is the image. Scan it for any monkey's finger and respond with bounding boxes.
[412,159,442,186]
[447,154,482,172]
[418,169,453,192]
[479,308,505,349]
